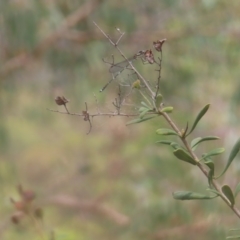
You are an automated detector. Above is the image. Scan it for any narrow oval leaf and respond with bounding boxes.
[202,148,225,159]
[156,140,175,145]
[226,236,240,239]
[181,122,189,138]
[161,106,173,113]
[173,191,216,200]
[126,116,157,125]
[139,108,150,119]
[206,188,221,196]
[204,158,214,171]
[155,94,163,107]
[191,136,220,150]
[170,142,182,150]
[222,185,235,206]
[208,169,214,187]
[187,104,210,136]
[234,182,240,198]
[191,137,202,150]
[138,107,149,113]
[138,107,149,112]
[156,128,178,136]
[216,138,240,178]
[173,149,196,165]
[141,101,150,108]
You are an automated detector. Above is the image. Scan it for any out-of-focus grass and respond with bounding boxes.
[0,0,240,239]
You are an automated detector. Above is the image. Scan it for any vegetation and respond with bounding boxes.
[1,1,240,239]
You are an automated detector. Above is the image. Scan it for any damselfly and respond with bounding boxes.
[100,50,146,92]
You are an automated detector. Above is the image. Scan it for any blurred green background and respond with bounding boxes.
[1,0,240,239]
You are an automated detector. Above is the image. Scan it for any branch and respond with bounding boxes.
[161,111,240,219]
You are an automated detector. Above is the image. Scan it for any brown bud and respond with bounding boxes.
[11,215,20,224]
[34,207,43,219]
[55,96,69,106]
[17,185,35,202]
[153,39,167,52]
[11,212,24,224]
[22,190,35,202]
[82,111,90,121]
[14,201,27,212]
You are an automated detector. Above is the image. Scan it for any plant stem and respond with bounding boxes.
[161,111,240,219]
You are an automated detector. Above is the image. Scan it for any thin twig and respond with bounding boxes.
[47,108,139,118]
[63,104,69,114]
[154,51,163,98]
[115,28,125,45]
[93,93,101,113]
[84,102,92,134]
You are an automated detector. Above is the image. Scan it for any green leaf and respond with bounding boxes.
[206,188,221,196]
[187,104,210,136]
[126,116,157,125]
[141,101,150,108]
[202,148,225,159]
[161,106,173,113]
[222,185,235,206]
[156,128,178,136]
[226,236,240,239]
[173,191,217,200]
[216,138,240,178]
[181,122,189,138]
[234,182,240,198]
[170,142,182,150]
[156,141,184,153]
[173,149,196,165]
[191,136,220,150]
[139,108,150,119]
[208,169,214,187]
[204,158,215,186]
[138,107,150,112]
[204,158,214,172]
[155,94,163,107]
[156,140,175,145]
[191,137,202,150]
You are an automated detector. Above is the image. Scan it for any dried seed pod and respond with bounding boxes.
[153,39,167,52]
[22,190,35,202]
[55,96,69,106]
[82,111,90,121]
[34,207,43,219]
[144,50,155,64]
